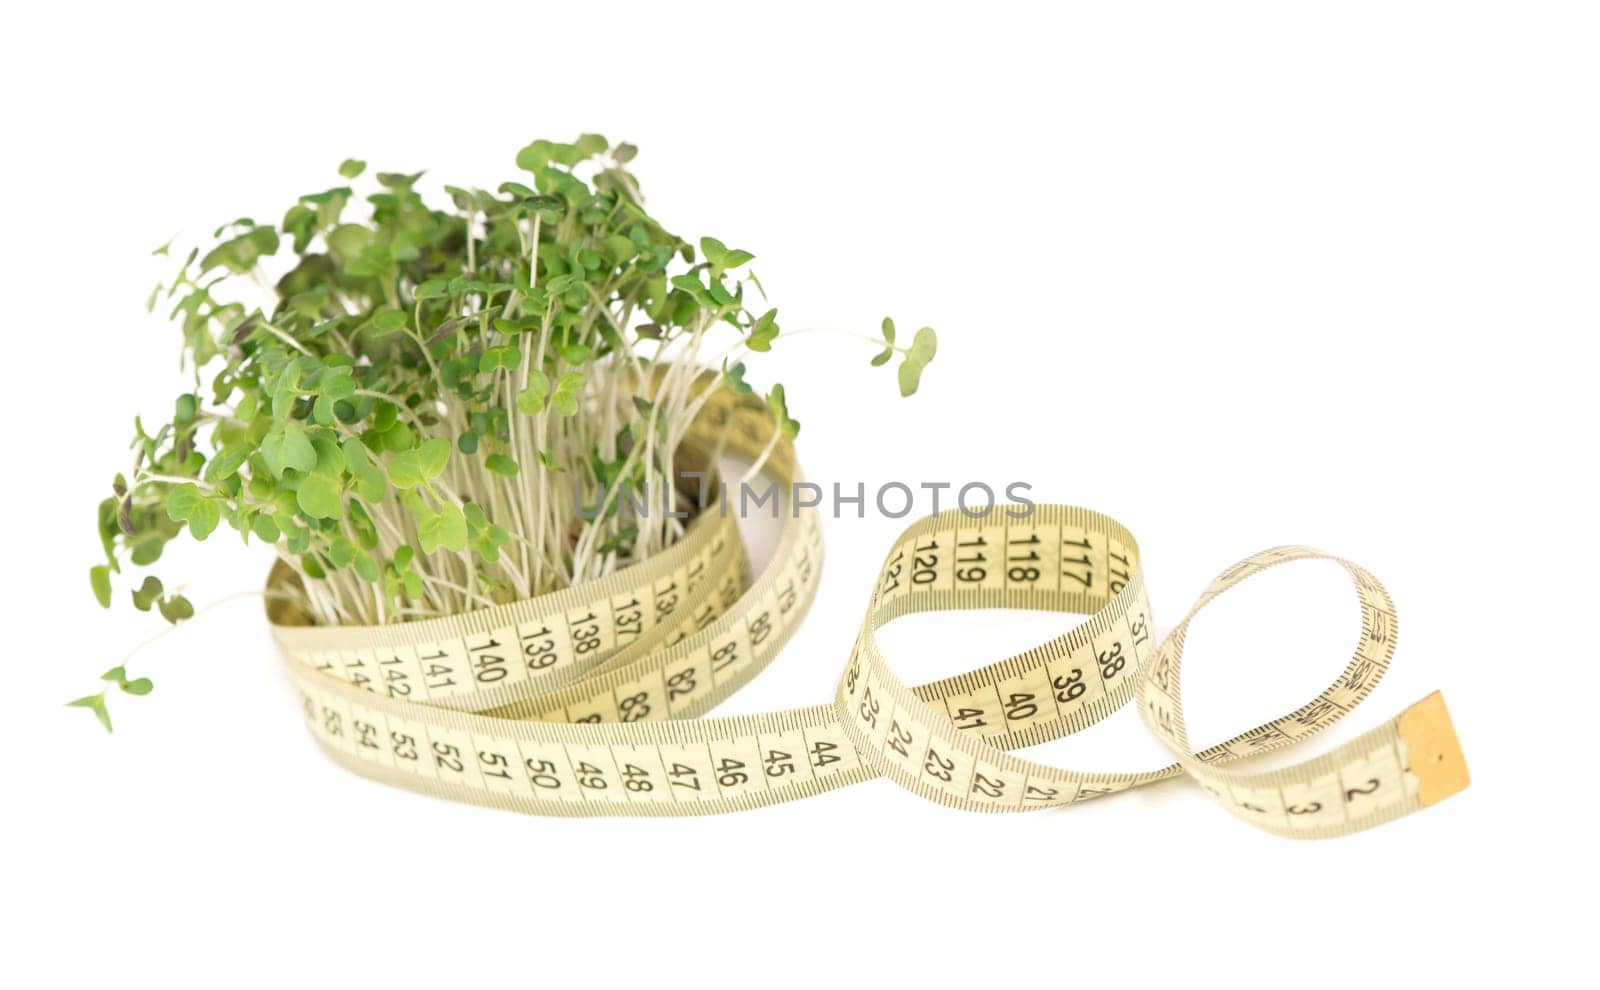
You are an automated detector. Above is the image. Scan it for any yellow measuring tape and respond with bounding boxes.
[267,385,1468,836]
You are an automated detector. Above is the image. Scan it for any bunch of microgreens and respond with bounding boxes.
[73,135,936,731]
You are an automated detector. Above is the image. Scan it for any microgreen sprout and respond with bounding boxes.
[79,136,936,730]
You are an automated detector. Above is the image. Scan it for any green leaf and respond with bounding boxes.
[387,437,450,489]
[418,504,469,554]
[551,372,585,416]
[725,361,753,395]
[320,368,357,400]
[369,307,408,337]
[871,316,896,366]
[516,370,552,415]
[131,576,163,612]
[417,437,450,477]
[327,535,356,567]
[67,693,113,733]
[295,472,344,519]
[165,483,206,522]
[341,439,387,502]
[339,158,367,179]
[415,277,452,300]
[120,677,154,696]
[485,453,519,477]
[698,236,754,273]
[247,511,277,542]
[767,383,800,439]
[90,565,112,608]
[699,236,728,266]
[200,227,279,274]
[165,484,221,539]
[187,500,220,540]
[897,326,938,397]
[479,346,522,374]
[670,274,715,308]
[158,593,193,624]
[203,443,252,484]
[747,308,778,352]
[261,425,316,478]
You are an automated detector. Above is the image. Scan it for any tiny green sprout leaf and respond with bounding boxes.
[418,504,469,555]
[165,484,206,522]
[871,316,896,366]
[748,309,778,352]
[670,274,715,308]
[414,277,452,300]
[120,677,154,696]
[251,513,280,542]
[165,485,221,539]
[261,425,316,478]
[68,693,113,733]
[342,439,387,502]
[485,454,520,477]
[90,565,112,608]
[551,372,586,416]
[187,500,220,540]
[319,368,356,400]
[897,326,938,397]
[158,594,194,625]
[200,227,279,275]
[369,307,408,337]
[479,346,522,374]
[295,472,344,519]
[766,384,800,439]
[725,361,754,395]
[131,576,163,612]
[516,371,552,416]
[387,437,451,489]
[338,158,367,179]
[417,437,451,478]
[203,443,252,484]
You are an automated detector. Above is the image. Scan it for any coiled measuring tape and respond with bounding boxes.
[267,385,1468,837]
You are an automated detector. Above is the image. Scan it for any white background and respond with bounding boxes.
[3,1,1594,986]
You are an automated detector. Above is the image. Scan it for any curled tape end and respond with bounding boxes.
[1398,691,1469,806]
